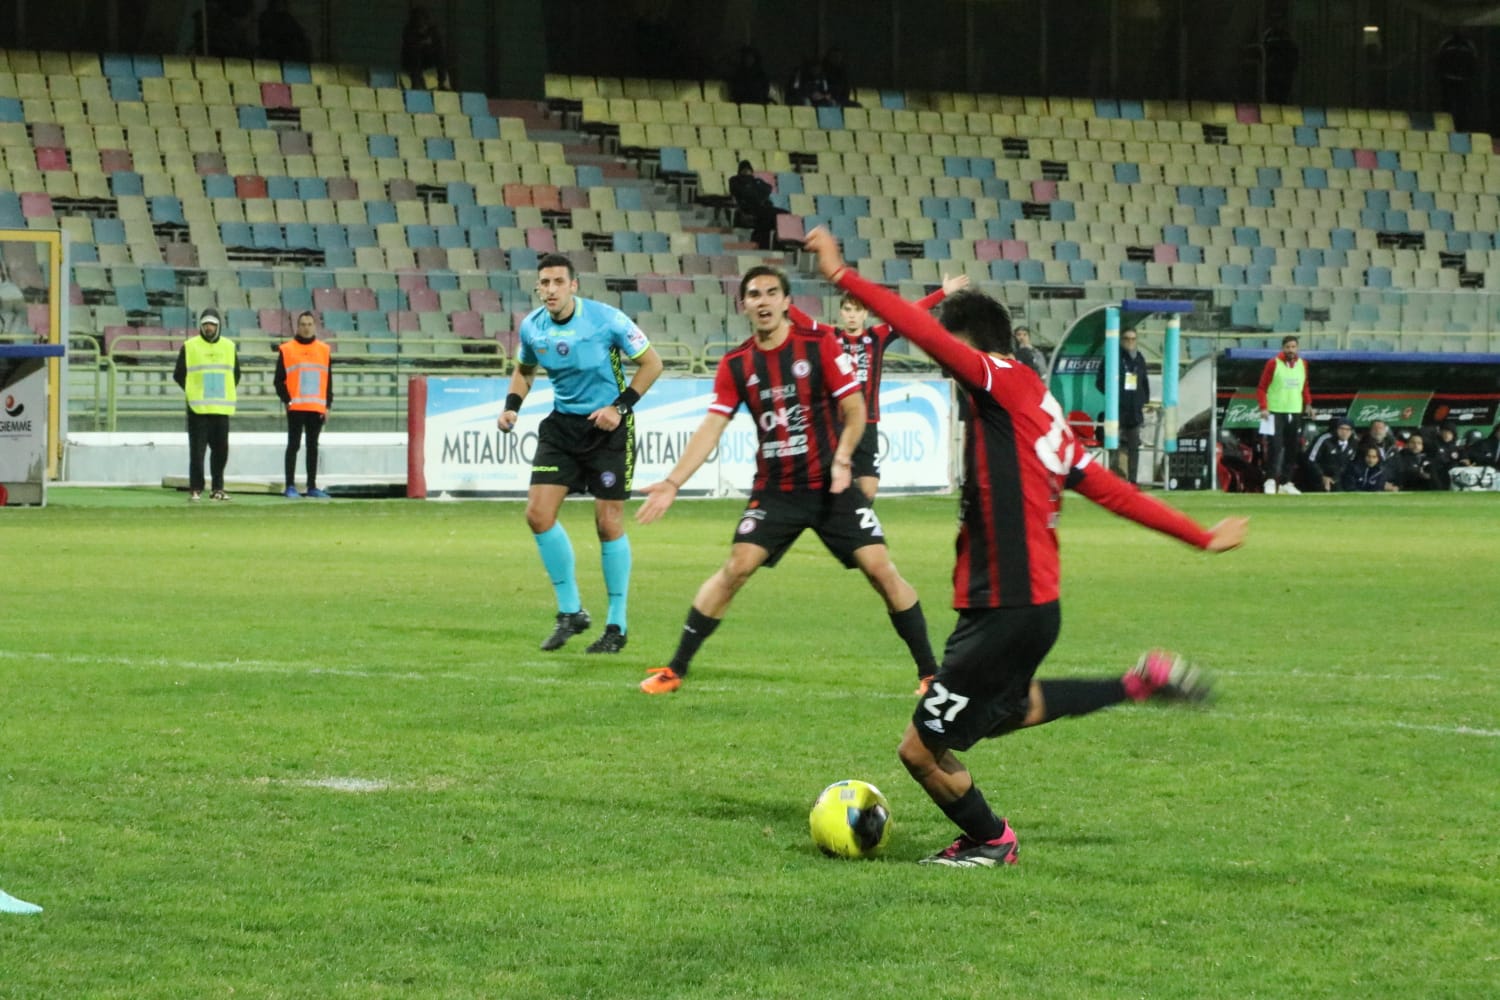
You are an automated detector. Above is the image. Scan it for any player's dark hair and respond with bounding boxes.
[938,290,1013,355]
[839,291,867,310]
[739,265,789,300]
[297,310,315,323]
[537,253,575,279]
[1282,334,1299,346]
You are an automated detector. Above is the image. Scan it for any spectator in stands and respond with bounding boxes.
[730,160,785,251]
[275,311,333,499]
[1261,18,1299,104]
[402,3,450,90]
[1013,325,1048,379]
[259,0,312,63]
[172,308,240,502]
[1306,414,1357,492]
[1359,418,1396,461]
[728,46,772,105]
[1343,445,1395,493]
[823,48,854,107]
[1436,31,1479,132]
[1095,327,1149,483]
[786,58,835,107]
[1257,334,1312,494]
[1389,432,1436,491]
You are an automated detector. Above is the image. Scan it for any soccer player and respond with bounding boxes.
[634,265,940,695]
[787,273,969,500]
[498,254,665,653]
[805,228,1249,867]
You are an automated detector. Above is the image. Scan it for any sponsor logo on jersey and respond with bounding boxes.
[746,373,760,387]
[923,718,945,733]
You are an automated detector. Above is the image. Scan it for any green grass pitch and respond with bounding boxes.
[2,487,1497,998]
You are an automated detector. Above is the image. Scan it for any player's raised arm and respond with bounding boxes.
[804,228,992,388]
[636,411,732,524]
[1068,458,1248,552]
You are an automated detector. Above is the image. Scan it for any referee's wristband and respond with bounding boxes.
[504,393,524,413]
[612,387,641,413]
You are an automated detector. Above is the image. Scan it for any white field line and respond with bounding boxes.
[4,649,1496,738]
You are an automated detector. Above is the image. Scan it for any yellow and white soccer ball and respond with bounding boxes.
[809,779,892,859]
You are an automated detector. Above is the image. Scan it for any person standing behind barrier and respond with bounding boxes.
[1013,325,1048,379]
[1256,334,1311,495]
[172,308,240,502]
[498,254,665,654]
[275,311,333,499]
[1095,327,1150,483]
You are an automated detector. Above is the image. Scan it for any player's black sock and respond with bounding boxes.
[939,784,1007,843]
[667,606,720,676]
[889,601,939,677]
[1036,679,1128,721]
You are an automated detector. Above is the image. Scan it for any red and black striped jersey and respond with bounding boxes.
[710,326,862,492]
[836,270,1214,609]
[787,287,944,423]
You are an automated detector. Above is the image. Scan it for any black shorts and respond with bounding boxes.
[731,488,886,568]
[852,424,880,480]
[530,410,633,500]
[913,602,1061,752]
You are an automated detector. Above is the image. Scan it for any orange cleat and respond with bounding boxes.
[640,666,683,695]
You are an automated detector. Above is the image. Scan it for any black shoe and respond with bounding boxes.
[585,624,627,654]
[540,610,590,651]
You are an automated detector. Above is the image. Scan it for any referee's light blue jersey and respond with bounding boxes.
[517,298,651,414]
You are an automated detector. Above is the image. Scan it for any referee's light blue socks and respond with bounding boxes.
[600,535,632,632]
[533,523,581,614]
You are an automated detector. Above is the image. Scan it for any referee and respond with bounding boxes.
[498,254,664,653]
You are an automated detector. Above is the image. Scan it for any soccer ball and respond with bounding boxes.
[809,780,892,859]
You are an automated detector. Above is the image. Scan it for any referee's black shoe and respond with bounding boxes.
[540,609,591,651]
[585,624,627,654]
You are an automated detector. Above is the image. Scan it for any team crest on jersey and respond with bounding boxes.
[555,340,571,356]
[600,471,617,488]
[792,359,812,379]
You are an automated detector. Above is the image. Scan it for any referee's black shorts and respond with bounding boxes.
[913,602,1061,752]
[530,410,633,499]
[730,488,886,568]
[851,423,880,480]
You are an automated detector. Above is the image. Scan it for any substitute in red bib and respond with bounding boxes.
[807,227,1249,868]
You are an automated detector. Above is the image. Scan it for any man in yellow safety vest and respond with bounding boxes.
[172,307,241,502]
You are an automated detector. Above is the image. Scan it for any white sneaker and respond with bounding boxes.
[1263,479,1277,494]
[1279,482,1301,495]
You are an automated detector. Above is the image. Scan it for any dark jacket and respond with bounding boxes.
[1095,348,1150,429]
[1306,431,1357,485]
[1388,447,1436,490]
[1342,460,1388,492]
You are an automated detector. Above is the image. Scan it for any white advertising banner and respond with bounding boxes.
[0,354,49,504]
[416,375,953,497]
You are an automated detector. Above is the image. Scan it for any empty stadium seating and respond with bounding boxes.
[5,49,1500,432]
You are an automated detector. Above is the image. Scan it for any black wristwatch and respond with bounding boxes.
[614,403,630,417]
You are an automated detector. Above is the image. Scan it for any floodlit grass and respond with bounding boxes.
[2,487,1497,998]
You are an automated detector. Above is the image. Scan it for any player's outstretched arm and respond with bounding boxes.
[805,228,990,386]
[1070,459,1248,552]
[636,412,732,524]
